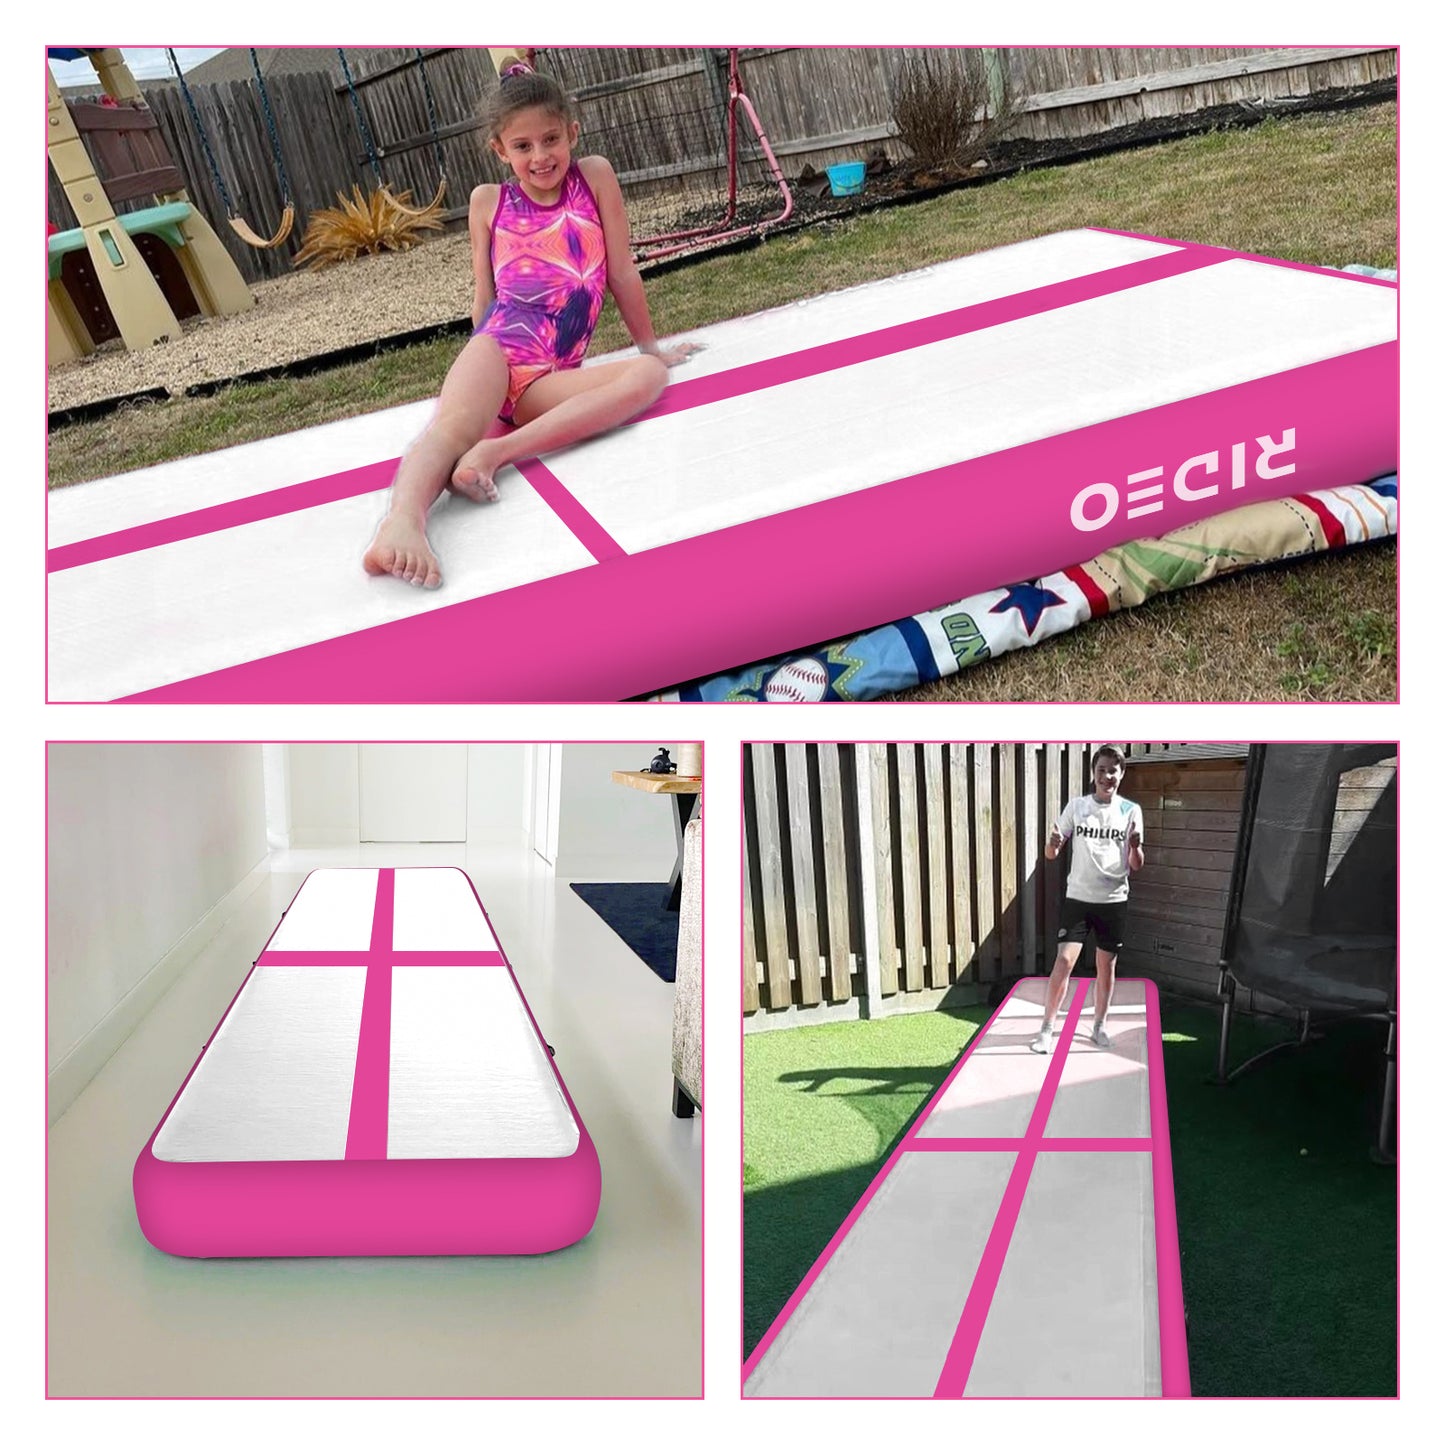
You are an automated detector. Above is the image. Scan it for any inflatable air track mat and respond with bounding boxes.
[49,229,1397,702]
[133,867,601,1257]
[743,978,1189,1398]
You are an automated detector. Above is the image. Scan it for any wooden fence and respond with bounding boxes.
[543,45,1395,193]
[48,49,505,284]
[744,741,1114,1023]
[745,743,1397,1027]
[48,46,1395,284]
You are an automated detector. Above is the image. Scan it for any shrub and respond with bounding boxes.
[891,50,1015,171]
[292,185,444,270]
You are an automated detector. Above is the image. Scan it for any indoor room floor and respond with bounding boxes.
[47,836,702,1398]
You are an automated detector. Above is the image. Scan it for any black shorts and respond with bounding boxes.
[1057,896,1128,956]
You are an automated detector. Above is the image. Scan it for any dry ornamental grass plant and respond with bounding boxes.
[292,185,445,270]
[891,50,1015,173]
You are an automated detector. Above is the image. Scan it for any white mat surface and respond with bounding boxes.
[152,869,574,1164]
[746,978,1167,1398]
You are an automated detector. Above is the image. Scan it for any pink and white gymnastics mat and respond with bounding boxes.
[49,229,1396,701]
[133,867,601,1258]
[743,978,1189,1398]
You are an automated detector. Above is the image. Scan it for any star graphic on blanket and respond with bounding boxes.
[989,582,1066,636]
[726,642,865,701]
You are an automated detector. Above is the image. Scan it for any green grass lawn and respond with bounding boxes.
[743,996,1397,1396]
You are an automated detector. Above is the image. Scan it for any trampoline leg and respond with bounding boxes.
[1215,971,1237,1083]
[1371,1014,1397,1166]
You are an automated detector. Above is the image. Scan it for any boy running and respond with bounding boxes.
[1031,745,1144,1055]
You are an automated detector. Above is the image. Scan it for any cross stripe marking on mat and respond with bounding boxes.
[257,868,505,1161]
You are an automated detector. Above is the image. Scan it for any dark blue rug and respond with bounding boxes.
[570,882,678,982]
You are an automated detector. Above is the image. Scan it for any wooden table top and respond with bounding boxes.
[611,770,702,795]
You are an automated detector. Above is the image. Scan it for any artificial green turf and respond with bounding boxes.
[742,996,1396,1396]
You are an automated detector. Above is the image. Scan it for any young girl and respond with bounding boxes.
[363,64,699,588]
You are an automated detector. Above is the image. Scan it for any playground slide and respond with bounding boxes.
[133,867,601,1257]
[743,978,1188,1398]
[48,229,1396,701]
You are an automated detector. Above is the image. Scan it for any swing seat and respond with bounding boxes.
[229,202,296,251]
[46,201,194,280]
[380,178,447,221]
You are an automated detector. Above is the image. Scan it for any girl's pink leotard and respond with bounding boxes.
[475,163,609,420]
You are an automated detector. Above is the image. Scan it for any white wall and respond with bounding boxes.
[277,744,529,846]
[285,743,360,846]
[273,742,680,874]
[48,744,268,1107]
[467,744,527,838]
[553,743,690,880]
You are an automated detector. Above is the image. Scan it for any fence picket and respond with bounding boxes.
[750,744,793,1010]
[896,744,925,992]
[868,744,899,996]
[924,746,950,987]
[784,744,822,1006]
[948,743,975,983]
[973,746,997,979]
[817,743,853,1001]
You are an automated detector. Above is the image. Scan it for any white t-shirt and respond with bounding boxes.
[1057,793,1142,903]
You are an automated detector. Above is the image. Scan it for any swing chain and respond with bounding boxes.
[169,47,237,217]
[337,48,385,189]
[414,48,447,184]
[248,49,294,204]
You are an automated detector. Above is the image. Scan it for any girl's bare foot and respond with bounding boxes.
[451,438,503,503]
[363,512,442,589]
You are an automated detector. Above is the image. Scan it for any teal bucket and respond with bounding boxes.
[826,161,866,197]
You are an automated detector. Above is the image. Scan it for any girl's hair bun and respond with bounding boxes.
[502,62,536,79]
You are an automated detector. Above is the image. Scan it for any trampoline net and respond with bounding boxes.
[1232,744,1396,1013]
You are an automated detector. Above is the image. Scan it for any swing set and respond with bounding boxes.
[46,46,255,363]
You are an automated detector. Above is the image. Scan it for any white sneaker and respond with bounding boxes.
[1029,1029,1054,1055]
[1092,1024,1111,1048]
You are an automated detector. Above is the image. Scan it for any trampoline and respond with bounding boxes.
[1215,743,1398,1160]
[133,866,601,1257]
[743,977,1188,1398]
[48,228,1397,702]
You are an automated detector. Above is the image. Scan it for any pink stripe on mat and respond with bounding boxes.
[46,458,397,574]
[637,244,1224,423]
[260,949,505,967]
[741,982,1030,1383]
[1087,227,1400,290]
[931,981,1090,1398]
[905,1136,1152,1153]
[1146,980,1191,1398]
[345,868,395,1161]
[513,457,626,561]
[48,243,1222,576]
